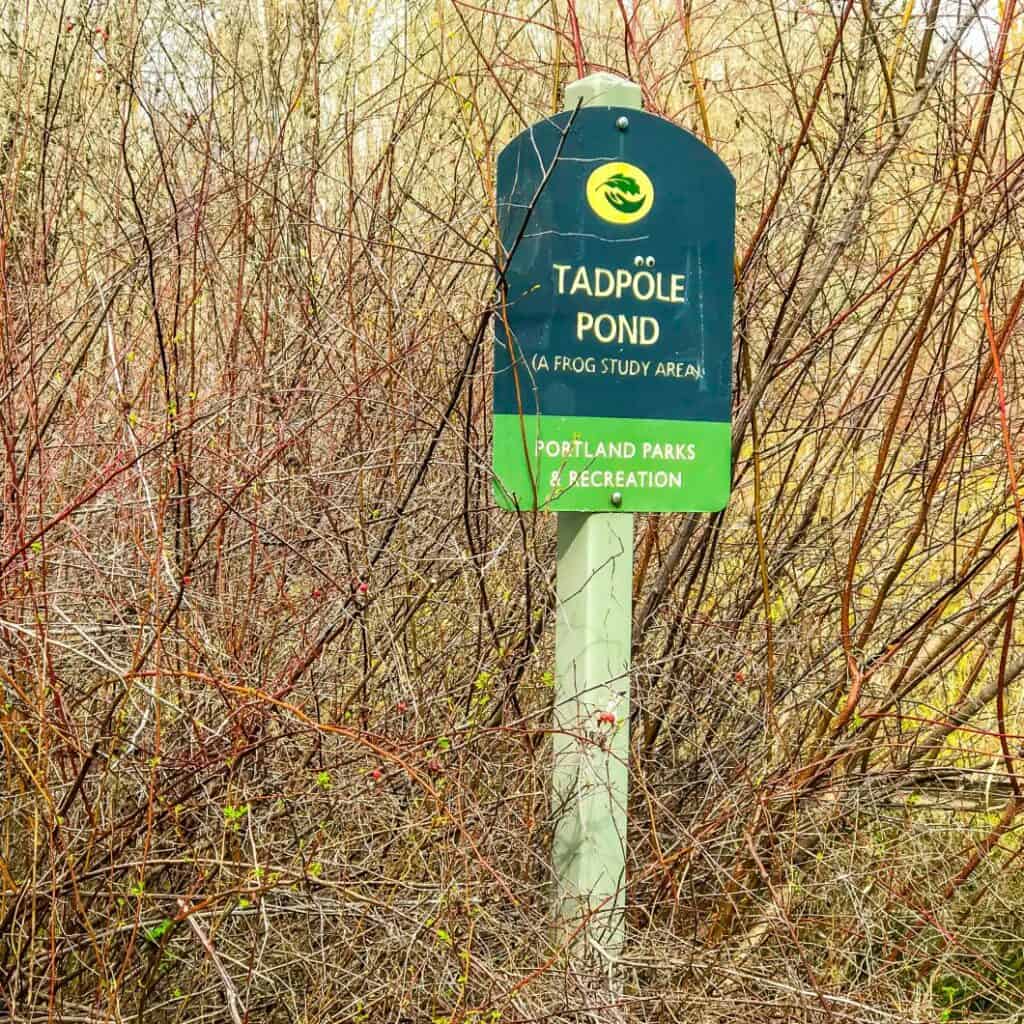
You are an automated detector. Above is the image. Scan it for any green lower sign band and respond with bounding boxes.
[493,414,730,512]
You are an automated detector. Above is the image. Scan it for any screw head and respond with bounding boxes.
[615,116,629,131]
[610,491,623,507]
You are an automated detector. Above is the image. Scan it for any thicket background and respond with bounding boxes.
[2,1,1024,1021]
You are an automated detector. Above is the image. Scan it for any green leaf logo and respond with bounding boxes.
[586,162,654,224]
[602,173,647,214]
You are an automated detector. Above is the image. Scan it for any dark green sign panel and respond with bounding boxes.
[493,106,735,513]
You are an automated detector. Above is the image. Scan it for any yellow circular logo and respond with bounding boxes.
[586,162,654,224]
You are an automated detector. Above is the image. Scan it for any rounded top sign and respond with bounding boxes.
[492,105,736,513]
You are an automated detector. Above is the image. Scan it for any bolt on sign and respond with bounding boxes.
[493,107,735,513]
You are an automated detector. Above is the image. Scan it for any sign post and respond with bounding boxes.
[493,72,735,963]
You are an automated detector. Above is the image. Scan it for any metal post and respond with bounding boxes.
[551,73,641,964]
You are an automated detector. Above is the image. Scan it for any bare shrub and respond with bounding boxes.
[2,1,1024,1021]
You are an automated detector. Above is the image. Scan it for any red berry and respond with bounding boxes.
[182,575,191,585]
[312,588,322,598]
[397,701,408,713]
[735,670,746,683]
[370,768,382,782]
[357,581,368,594]
[428,758,442,773]
[597,711,616,725]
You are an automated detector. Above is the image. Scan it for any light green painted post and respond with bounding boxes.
[552,73,641,964]
[553,512,634,956]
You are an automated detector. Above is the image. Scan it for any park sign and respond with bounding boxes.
[492,104,735,513]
